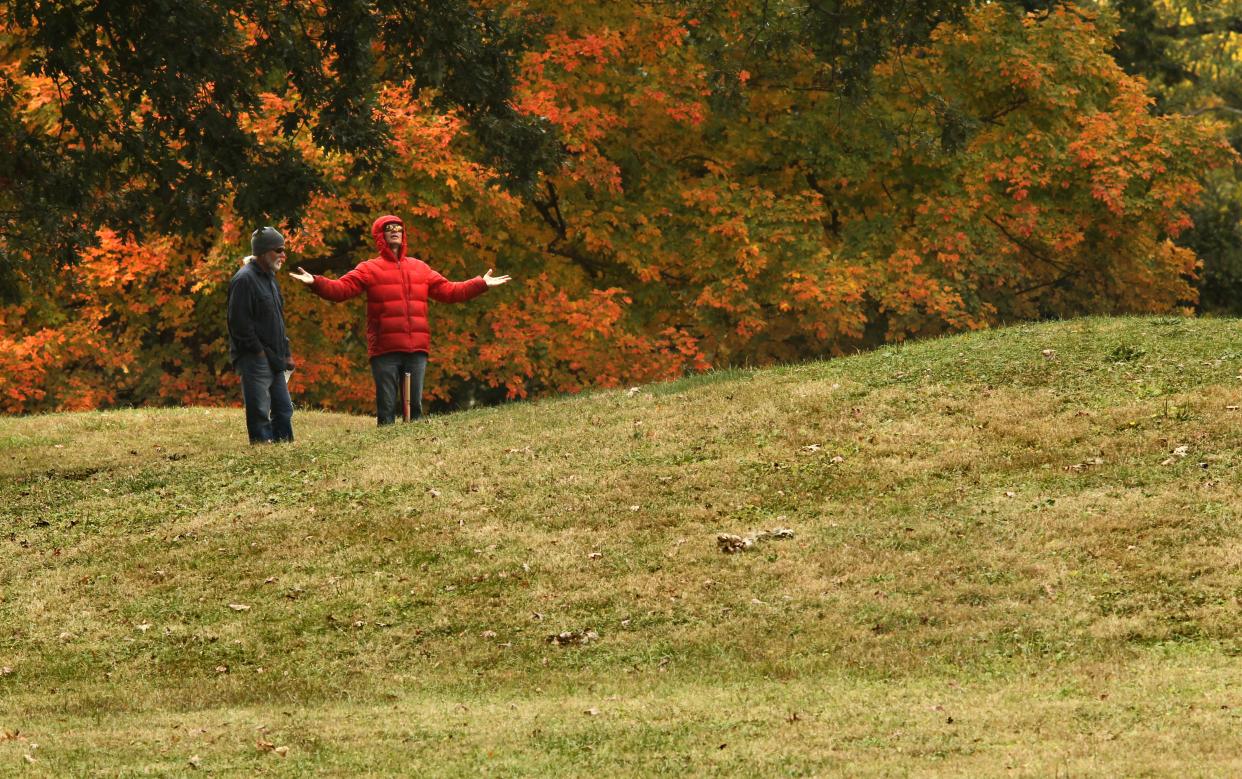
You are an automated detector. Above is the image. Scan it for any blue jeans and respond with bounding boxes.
[237,352,294,444]
[370,351,427,425]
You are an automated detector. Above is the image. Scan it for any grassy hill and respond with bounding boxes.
[3,316,1241,776]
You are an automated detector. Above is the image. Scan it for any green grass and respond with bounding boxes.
[3,315,1242,776]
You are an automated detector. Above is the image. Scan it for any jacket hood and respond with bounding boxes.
[371,215,406,262]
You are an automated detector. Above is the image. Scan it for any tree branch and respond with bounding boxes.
[1157,15,1242,39]
[529,180,614,278]
[531,179,567,241]
[984,214,1069,272]
[804,171,842,237]
[1185,104,1242,117]
[980,98,1030,126]
[1013,270,1081,297]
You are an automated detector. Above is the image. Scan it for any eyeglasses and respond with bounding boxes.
[384,225,404,233]
[272,247,287,254]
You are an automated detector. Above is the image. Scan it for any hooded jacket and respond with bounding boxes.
[309,215,488,357]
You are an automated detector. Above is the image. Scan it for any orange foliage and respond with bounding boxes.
[0,2,1231,414]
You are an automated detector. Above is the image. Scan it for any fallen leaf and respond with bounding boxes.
[584,707,599,716]
[428,488,442,498]
[136,623,152,633]
[588,552,603,559]
[717,527,795,553]
[1041,349,1056,360]
[547,629,599,646]
[481,630,497,639]
[274,746,289,757]
[188,755,202,769]
[1066,456,1105,472]
[716,534,753,554]
[257,738,275,752]
[228,604,250,612]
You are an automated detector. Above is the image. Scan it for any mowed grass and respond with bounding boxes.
[2,315,1242,776]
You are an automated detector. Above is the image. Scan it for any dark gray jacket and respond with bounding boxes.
[227,261,292,370]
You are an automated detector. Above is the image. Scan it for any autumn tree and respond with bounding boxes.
[1107,0,1242,312]
[0,1,1231,414]
[489,1,1229,363]
[0,0,560,301]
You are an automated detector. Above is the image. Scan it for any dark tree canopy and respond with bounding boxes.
[0,0,1127,304]
[0,0,562,301]
[1106,0,1242,313]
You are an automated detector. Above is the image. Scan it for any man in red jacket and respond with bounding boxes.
[290,215,510,424]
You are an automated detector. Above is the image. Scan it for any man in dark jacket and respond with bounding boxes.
[289,215,510,424]
[228,227,295,443]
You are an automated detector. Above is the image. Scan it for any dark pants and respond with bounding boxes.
[237,352,294,444]
[370,351,428,425]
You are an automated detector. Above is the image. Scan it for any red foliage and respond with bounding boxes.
[0,3,1231,414]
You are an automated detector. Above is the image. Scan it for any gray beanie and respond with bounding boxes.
[251,226,285,255]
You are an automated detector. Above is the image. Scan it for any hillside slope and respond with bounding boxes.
[3,316,1241,776]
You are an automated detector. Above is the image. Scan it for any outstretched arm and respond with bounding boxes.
[427,267,493,303]
[298,265,370,301]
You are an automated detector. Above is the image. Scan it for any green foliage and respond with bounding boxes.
[1107,0,1242,313]
[0,1,1233,414]
[1182,175,1242,313]
[0,0,562,301]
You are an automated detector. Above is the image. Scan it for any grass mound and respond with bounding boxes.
[3,316,1241,775]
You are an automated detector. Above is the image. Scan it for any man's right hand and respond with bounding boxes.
[289,267,314,284]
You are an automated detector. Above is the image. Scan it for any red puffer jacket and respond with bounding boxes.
[309,215,488,357]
